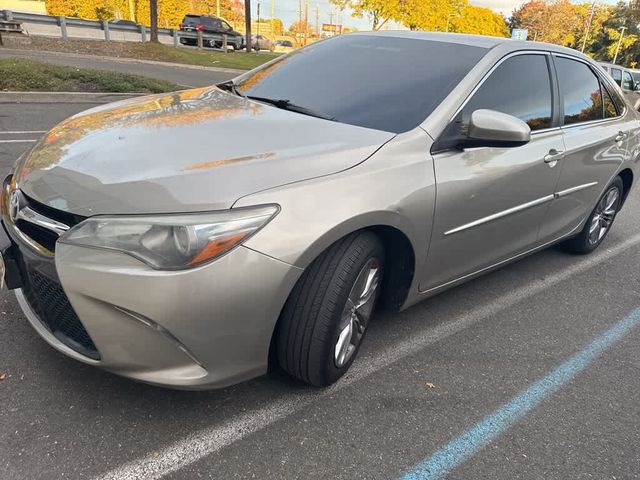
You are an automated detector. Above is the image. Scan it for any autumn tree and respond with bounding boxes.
[396,0,506,36]
[46,0,245,29]
[398,0,449,31]
[451,5,508,37]
[510,0,581,45]
[330,0,401,30]
[571,2,613,54]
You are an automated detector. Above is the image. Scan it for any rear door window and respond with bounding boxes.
[602,84,618,118]
[555,57,603,125]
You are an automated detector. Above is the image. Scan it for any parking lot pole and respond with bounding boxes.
[102,21,110,41]
[197,29,203,49]
[245,0,252,53]
[223,34,228,53]
[58,16,67,40]
[172,29,178,48]
[141,25,147,42]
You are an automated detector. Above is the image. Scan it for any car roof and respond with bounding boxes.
[600,62,631,70]
[347,31,591,58]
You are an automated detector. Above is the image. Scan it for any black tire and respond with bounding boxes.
[563,176,624,254]
[277,231,384,387]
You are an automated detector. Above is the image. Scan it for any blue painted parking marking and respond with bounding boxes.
[400,306,640,480]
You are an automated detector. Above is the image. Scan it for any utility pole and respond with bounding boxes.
[257,2,261,36]
[245,0,252,52]
[217,0,220,17]
[128,0,135,21]
[581,1,596,53]
[315,3,319,39]
[304,0,309,45]
[613,25,627,64]
[271,0,275,36]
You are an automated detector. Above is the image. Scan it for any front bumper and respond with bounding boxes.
[3,219,302,389]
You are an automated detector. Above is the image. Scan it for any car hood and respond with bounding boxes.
[15,87,394,216]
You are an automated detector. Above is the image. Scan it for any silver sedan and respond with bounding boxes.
[1,32,638,389]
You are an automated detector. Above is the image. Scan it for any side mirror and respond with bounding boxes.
[462,109,531,148]
[634,81,640,91]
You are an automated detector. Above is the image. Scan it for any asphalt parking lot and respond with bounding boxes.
[1,100,640,480]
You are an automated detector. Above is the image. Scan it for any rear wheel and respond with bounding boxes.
[563,176,623,254]
[277,232,384,387]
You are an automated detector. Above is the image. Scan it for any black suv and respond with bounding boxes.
[179,15,244,50]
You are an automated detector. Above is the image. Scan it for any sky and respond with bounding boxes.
[259,0,622,31]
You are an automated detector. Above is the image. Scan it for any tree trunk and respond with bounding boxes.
[150,0,159,43]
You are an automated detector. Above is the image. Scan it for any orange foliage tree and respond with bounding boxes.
[45,0,245,29]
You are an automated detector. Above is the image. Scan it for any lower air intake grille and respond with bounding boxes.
[24,270,99,360]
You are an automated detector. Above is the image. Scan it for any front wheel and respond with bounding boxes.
[276,232,384,387]
[563,176,623,254]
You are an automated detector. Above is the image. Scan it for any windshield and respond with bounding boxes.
[234,35,487,133]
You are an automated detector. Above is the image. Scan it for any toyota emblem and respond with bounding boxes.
[9,189,21,222]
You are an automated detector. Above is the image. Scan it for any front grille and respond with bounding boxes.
[23,269,100,360]
[22,193,85,229]
[13,193,85,253]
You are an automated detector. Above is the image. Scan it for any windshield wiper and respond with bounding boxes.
[217,80,241,96]
[246,96,335,121]
[217,82,334,121]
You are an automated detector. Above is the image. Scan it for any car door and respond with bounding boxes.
[620,69,640,106]
[539,55,631,242]
[421,52,564,292]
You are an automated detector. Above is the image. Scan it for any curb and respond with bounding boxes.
[0,91,145,103]
[0,47,247,75]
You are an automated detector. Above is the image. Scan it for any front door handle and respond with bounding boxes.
[544,149,564,167]
[615,131,627,142]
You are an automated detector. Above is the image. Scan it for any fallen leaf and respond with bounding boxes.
[426,382,435,389]
[152,452,160,459]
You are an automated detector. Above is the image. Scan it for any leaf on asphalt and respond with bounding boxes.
[152,451,160,459]
[425,382,435,389]
[0,373,7,381]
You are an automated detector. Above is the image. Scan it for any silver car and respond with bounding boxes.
[599,62,640,107]
[1,32,638,389]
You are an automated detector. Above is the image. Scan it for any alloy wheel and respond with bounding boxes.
[588,186,620,245]
[334,257,381,368]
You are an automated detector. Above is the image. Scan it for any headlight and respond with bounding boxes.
[59,205,279,269]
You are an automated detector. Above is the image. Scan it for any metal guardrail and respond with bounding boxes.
[0,9,242,50]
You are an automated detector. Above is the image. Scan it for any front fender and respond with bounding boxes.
[234,129,436,297]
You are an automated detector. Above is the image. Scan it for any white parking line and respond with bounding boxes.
[0,131,47,134]
[94,232,640,480]
[0,139,37,143]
